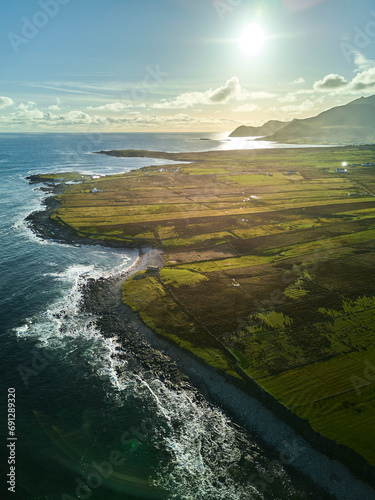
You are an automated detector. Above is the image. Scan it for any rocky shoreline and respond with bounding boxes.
[80,264,375,500]
[26,175,138,249]
[26,178,375,500]
[80,270,191,390]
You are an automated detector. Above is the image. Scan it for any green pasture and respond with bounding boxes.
[44,145,375,466]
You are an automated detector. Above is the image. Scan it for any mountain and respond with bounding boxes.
[229,120,288,137]
[229,95,375,144]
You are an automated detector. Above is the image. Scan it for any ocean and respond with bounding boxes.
[0,132,330,500]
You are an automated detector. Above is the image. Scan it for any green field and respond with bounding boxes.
[43,145,375,467]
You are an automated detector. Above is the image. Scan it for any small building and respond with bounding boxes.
[286,171,298,175]
[362,163,374,166]
[147,265,160,275]
[336,168,347,173]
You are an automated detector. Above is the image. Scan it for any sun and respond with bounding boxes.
[238,24,266,56]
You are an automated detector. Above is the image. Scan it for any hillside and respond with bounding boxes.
[229,119,288,137]
[230,95,375,144]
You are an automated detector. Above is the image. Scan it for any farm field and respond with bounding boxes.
[46,145,375,466]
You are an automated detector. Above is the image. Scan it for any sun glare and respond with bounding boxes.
[238,24,266,56]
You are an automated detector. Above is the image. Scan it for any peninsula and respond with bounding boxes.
[29,145,375,489]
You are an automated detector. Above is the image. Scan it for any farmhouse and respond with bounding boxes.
[147,265,160,275]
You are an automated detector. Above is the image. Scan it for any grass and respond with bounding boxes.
[159,268,208,287]
[163,231,233,248]
[256,310,293,328]
[216,172,294,186]
[283,273,310,299]
[260,347,375,465]
[122,273,239,378]
[41,145,375,468]
[180,254,274,272]
[233,295,375,463]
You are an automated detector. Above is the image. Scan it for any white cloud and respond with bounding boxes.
[48,98,62,110]
[313,66,375,94]
[27,81,122,97]
[278,99,315,115]
[292,77,306,85]
[16,102,44,120]
[5,102,106,126]
[232,103,258,112]
[17,101,37,110]
[278,88,315,103]
[152,77,248,109]
[313,53,375,95]
[209,77,243,103]
[278,94,298,103]
[0,102,235,130]
[313,74,348,91]
[105,113,233,127]
[354,52,375,71]
[49,110,109,126]
[0,96,14,109]
[350,67,375,91]
[57,110,96,124]
[87,102,146,111]
[247,91,276,100]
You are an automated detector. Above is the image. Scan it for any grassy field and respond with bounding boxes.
[46,145,375,466]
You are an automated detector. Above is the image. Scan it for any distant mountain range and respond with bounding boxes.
[229,95,375,144]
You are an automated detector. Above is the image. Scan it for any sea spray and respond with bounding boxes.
[15,267,130,388]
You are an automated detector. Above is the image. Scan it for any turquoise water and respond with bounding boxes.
[0,133,327,499]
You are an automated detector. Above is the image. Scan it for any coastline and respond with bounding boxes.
[82,263,375,500]
[26,175,139,249]
[26,185,375,499]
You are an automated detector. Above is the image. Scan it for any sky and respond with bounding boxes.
[1,0,375,133]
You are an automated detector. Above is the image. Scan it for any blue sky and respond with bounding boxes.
[1,0,375,132]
